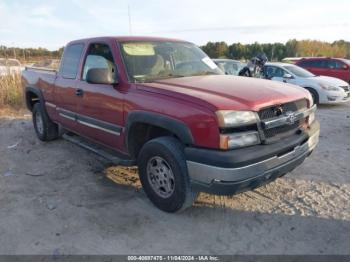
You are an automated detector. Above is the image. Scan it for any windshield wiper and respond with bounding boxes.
[190,71,220,76]
[140,74,186,83]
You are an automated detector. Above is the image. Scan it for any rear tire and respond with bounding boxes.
[32,103,59,141]
[305,88,319,105]
[137,137,197,213]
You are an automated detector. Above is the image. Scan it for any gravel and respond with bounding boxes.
[0,103,349,255]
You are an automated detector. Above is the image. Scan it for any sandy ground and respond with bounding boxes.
[0,104,349,255]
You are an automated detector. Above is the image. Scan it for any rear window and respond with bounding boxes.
[60,43,84,79]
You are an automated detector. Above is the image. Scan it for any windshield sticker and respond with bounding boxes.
[123,43,155,56]
[202,57,218,70]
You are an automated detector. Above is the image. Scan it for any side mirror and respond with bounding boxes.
[283,73,293,79]
[86,68,118,85]
[342,64,349,70]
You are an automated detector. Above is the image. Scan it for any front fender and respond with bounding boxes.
[125,111,194,153]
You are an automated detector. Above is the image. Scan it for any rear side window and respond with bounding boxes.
[60,43,84,79]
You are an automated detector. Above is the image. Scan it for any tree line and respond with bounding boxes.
[200,39,350,61]
[1,39,350,62]
[0,46,63,62]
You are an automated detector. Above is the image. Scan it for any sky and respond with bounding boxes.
[0,0,350,50]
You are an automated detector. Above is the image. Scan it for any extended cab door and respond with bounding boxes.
[53,43,85,131]
[75,42,125,151]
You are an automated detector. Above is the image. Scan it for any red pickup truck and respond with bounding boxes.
[22,36,320,212]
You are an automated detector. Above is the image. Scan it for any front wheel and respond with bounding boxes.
[305,88,319,105]
[137,137,197,212]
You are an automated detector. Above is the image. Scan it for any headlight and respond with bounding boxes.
[220,131,260,149]
[319,83,341,91]
[216,110,258,128]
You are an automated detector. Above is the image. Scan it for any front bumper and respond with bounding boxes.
[322,91,350,104]
[186,121,320,195]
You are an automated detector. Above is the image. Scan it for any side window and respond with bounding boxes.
[300,60,325,68]
[313,60,327,68]
[60,44,84,79]
[299,60,314,67]
[82,43,115,80]
[265,66,284,78]
[327,60,342,69]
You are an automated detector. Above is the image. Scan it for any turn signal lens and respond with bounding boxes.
[220,131,260,149]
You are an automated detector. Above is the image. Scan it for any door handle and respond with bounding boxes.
[76,89,84,97]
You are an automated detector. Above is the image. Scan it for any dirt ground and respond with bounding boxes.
[0,104,349,255]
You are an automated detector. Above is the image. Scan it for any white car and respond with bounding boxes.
[264,62,350,104]
[0,58,23,76]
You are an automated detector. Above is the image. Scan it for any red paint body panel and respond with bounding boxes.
[22,36,313,153]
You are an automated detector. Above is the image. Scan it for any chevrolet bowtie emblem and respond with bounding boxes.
[285,111,296,125]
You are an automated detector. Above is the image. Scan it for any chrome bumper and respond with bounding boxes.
[187,128,319,185]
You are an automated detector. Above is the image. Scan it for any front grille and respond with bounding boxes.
[340,85,350,92]
[263,120,301,139]
[258,99,307,120]
[259,99,307,140]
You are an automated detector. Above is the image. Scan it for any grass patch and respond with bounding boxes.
[0,74,24,108]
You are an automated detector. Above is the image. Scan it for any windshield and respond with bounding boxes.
[283,65,315,78]
[120,41,222,82]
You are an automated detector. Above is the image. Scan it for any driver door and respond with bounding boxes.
[75,42,125,150]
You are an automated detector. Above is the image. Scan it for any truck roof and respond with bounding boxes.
[68,36,189,45]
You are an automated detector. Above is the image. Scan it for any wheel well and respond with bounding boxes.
[127,123,179,158]
[25,91,40,111]
[304,87,319,103]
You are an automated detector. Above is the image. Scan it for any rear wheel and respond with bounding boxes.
[32,103,59,141]
[137,137,197,212]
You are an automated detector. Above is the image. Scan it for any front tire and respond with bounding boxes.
[305,88,319,105]
[32,103,59,141]
[137,137,196,212]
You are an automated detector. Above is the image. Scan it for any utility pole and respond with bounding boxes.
[128,5,132,35]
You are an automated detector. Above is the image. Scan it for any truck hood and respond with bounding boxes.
[139,75,310,111]
[311,75,349,87]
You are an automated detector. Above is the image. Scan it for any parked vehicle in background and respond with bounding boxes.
[264,62,350,104]
[213,59,244,75]
[0,58,22,76]
[32,59,60,70]
[22,36,319,212]
[295,57,350,84]
[282,57,303,64]
[238,53,268,78]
